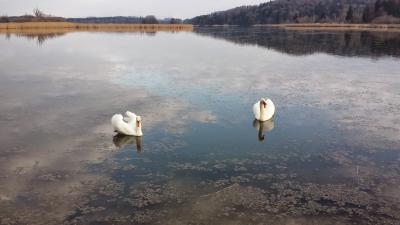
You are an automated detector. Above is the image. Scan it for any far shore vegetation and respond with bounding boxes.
[0,8,192,32]
[0,8,184,24]
[189,0,400,26]
[1,3,400,32]
[0,22,193,32]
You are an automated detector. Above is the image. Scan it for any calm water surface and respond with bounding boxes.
[0,28,400,225]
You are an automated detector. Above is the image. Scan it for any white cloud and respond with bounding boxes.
[0,0,267,18]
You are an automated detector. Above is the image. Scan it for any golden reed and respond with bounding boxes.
[0,22,193,31]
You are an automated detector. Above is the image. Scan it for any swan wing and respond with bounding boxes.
[253,101,261,120]
[111,114,123,130]
[264,99,275,120]
[111,114,135,135]
[125,111,136,118]
[125,111,137,122]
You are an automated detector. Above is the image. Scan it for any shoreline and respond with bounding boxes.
[257,23,400,31]
[0,22,193,31]
[2,22,399,32]
[194,23,400,32]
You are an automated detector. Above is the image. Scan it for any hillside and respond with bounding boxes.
[189,0,400,25]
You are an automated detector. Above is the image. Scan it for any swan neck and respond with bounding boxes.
[260,102,265,120]
[135,123,143,136]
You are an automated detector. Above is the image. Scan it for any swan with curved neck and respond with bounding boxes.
[253,97,275,121]
[111,111,143,136]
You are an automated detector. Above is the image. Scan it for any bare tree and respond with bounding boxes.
[33,8,45,18]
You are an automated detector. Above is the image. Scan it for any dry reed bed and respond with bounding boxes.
[0,22,193,31]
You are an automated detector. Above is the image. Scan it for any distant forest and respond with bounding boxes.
[67,16,183,24]
[2,0,400,26]
[0,9,182,24]
[0,8,65,23]
[189,0,400,25]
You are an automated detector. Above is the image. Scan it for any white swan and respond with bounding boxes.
[111,111,143,136]
[253,97,275,121]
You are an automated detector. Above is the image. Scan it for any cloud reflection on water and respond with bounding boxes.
[0,29,399,224]
[0,66,207,224]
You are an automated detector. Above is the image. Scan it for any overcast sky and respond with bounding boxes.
[0,0,268,19]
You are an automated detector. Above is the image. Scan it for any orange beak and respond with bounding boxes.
[136,120,140,128]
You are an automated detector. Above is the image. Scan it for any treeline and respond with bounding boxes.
[67,16,183,24]
[0,8,65,23]
[189,0,400,26]
[0,9,183,24]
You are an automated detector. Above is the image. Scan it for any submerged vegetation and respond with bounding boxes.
[1,23,400,225]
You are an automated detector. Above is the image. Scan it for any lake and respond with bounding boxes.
[0,27,399,225]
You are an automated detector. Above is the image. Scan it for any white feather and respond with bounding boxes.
[253,98,275,121]
[125,111,136,121]
[111,112,142,136]
[253,102,261,120]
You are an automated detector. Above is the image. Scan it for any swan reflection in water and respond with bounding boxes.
[253,119,274,142]
[113,134,142,152]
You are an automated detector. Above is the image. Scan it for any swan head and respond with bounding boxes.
[135,116,143,136]
[136,116,142,128]
[260,97,267,108]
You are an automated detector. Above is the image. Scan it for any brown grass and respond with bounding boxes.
[258,23,400,32]
[0,22,193,31]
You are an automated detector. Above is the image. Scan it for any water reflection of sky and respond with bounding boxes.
[0,29,400,224]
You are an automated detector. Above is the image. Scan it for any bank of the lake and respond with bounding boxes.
[0,22,193,31]
[257,23,400,31]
